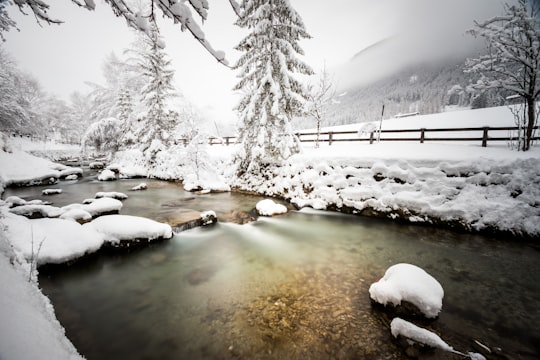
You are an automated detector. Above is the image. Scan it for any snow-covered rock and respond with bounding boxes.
[59,208,93,223]
[42,188,62,195]
[2,212,104,265]
[85,215,173,246]
[62,197,123,217]
[97,169,116,181]
[130,182,147,191]
[256,199,288,216]
[89,161,105,169]
[58,167,83,179]
[390,318,486,359]
[369,263,444,318]
[9,204,64,219]
[95,191,128,200]
[390,317,453,351]
[200,210,218,225]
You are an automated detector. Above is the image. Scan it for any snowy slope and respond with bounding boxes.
[0,232,83,360]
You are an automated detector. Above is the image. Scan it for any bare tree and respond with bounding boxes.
[465,0,540,151]
[306,66,335,148]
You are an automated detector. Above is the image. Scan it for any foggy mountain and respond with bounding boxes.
[295,33,506,130]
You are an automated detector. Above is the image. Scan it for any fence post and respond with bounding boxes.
[482,127,489,147]
[420,128,425,143]
[225,137,230,146]
[328,131,333,146]
[369,131,374,144]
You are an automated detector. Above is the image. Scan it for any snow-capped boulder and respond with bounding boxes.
[369,263,444,318]
[61,197,123,218]
[9,204,64,219]
[89,161,105,169]
[64,174,78,181]
[42,188,62,196]
[97,169,116,181]
[391,317,454,352]
[200,210,217,226]
[256,199,288,216]
[2,214,104,266]
[95,191,128,200]
[390,318,486,360]
[58,167,83,179]
[84,215,173,247]
[59,208,93,224]
[130,182,147,191]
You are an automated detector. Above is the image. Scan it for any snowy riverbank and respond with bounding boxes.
[231,142,540,238]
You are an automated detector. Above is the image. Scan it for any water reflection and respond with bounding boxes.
[39,209,540,360]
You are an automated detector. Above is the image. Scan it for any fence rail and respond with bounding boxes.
[207,126,539,147]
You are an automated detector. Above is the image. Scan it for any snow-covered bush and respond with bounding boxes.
[81,117,122,154]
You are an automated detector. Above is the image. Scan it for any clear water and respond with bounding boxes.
[5,175,540,359]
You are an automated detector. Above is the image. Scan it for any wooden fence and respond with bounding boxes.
[207,126,539,147]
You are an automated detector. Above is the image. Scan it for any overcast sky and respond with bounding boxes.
[3,0,511,126]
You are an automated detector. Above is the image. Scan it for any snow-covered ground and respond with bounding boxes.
[0,231,84,360]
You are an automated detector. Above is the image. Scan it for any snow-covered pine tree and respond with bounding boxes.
[138,22,178,152]
[233,0,313,176]
[465,0,540,151]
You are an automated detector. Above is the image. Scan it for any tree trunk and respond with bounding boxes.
[524,97,536,151]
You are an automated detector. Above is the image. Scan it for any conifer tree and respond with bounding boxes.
[138,22,177,150]
[233,0,313,176]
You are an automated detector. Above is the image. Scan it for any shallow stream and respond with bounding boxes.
[4,175,540,359]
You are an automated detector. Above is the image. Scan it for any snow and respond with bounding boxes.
[2,210,104,266]
[369,263,444,318]
[95,191,128,200]
[256,199,288,216]
[62,197,123,217]
[390,317,454,351]
[59,208,93,223]
[200,210,217,225]
[0,233,84,360]
[89,161,105,169]
[131,182,147,191]
[9,204,64,218]
[42,188,62,195]
[97,169,116,181]
[85,215,173,245]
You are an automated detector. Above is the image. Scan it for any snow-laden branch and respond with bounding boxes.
[3,0,239,66]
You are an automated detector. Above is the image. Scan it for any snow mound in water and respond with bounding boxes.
[2,212,104,265]
[97,169,116,181]
[85,215,173,245]
[256,199,288,216]
[391,317,453,351]
[369,263,444,318]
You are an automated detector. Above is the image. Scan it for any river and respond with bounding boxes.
[3,173,539,359]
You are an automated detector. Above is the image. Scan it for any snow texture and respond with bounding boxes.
[97,169,116,181]
[95,191,128,200]
[369,263,444,318]
[256,199,288,216]
[85,215,173,245]
[2,210,104,265]
[390,317,453,351]
[61,197,123,217]
[42,188,62,195]
[131,182,147,191]
[0,232,84,360]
